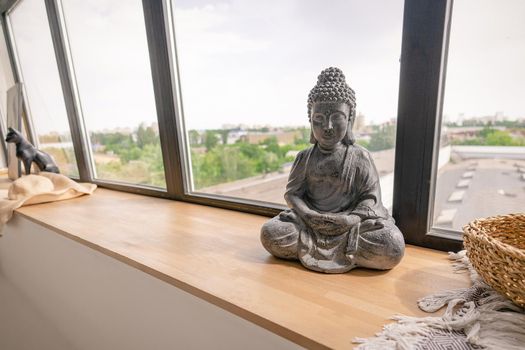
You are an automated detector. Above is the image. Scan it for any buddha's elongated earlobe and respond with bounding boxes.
[308,116,316,144]
[343,128,355,145]
[343,113,356,145]
[309,130,316,144]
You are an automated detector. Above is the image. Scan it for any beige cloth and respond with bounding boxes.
[0,172,96,235]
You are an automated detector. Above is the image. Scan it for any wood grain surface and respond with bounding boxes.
[15,189,470,349]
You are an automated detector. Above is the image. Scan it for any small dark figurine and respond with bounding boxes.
[5,127,60,175]
[260,67,405,273]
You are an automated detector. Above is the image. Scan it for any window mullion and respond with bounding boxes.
[43,0,93,181]
[141,0,184,199]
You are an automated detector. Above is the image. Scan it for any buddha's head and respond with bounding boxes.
[307,67,356,151]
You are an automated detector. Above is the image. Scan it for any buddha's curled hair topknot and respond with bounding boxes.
[307,67,356,119]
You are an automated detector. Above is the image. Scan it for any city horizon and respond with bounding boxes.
[35,112,525,136]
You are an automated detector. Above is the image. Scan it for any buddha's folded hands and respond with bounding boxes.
[359,219,385,233]
[278,210,298,222]
[308,213,360,236]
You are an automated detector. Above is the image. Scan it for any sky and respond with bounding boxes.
[3,0,525,134]
[442,0,525,123]
[8,0,158,135]
[173,0,404,130]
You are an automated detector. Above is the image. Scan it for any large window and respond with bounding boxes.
[173,0,403,209]
[60,0,166,188]
[8,0,78,177]
[0,0,490,251]
[432,0,525,233]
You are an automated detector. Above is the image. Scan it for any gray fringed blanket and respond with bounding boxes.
[354,251,525,350]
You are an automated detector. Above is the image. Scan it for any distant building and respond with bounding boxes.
[99,127,133,134]
[226,129,247,144]
[240,131,302,145]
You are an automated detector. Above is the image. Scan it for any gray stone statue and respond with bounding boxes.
[261,67,405,273]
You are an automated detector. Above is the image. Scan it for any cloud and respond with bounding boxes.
[442,0,525,120]
[174,0,404,130]
[174,4,271,56]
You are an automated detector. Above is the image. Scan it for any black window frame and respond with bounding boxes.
[393,0,461,251]
[0,0,462,251]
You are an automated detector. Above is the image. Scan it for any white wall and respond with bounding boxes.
[0,215,300,350]
[451,145,525,160]
[438,145,452,170]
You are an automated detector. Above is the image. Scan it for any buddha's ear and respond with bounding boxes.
[309,130,316,144]
[308,117,316,144]
[343,114,356,145]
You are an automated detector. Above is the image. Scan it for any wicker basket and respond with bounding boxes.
[463,213,525,307]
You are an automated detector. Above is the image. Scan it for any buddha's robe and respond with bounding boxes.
[261,144,405,273]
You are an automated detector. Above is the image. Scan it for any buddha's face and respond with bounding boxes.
[310,102,350,151]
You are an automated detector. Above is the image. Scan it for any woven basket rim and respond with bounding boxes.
[463,213,525,308]
[463,213,525,257]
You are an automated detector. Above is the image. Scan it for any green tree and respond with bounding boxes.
[261,137,284,158]
[188,130,200,145]
[136,123,157,148]
[191,145,257,188]
[367,124,396,151]
[485,130,515,146]
[259,151,280,174]
[356,139,370,149]
[294,127,310,146]
[91,132,130,147]
[453,126,525,146]
[219,130,229,145]
[204,131,219,151]
[139,143,166,187]
[103,134,135,156]
[238,141,264,159]
[120,146,142,163]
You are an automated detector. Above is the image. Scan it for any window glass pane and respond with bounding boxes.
[433,0,525,232]
[60,0,165,188]
[0,22,15,168]
[9,0,78,176]
[173,0,403,208]
[0,21,15,127]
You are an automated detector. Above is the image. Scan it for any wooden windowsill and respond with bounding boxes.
[14,188,469,349]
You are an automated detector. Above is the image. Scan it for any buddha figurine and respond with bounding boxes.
[261,67,405,273]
